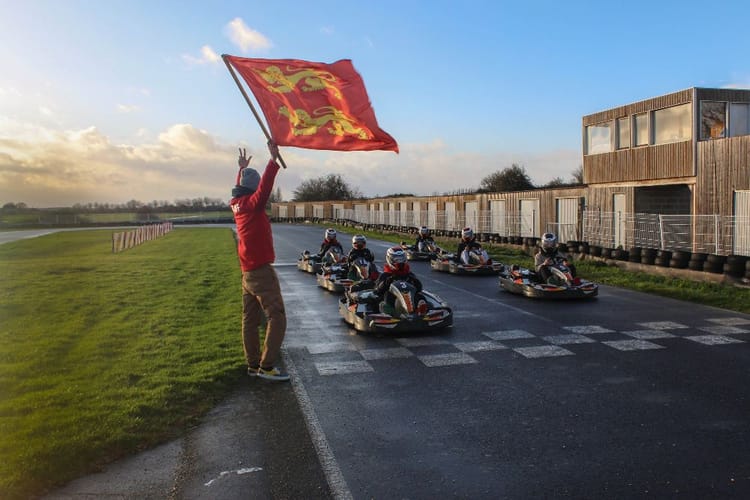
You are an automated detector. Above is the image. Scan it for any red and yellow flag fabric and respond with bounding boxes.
[224,55,398,153]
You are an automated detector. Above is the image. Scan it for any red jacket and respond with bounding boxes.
[230,160,280,272]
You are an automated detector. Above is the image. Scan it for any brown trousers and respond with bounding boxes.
[241,264,286,368]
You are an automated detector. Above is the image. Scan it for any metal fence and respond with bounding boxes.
[582,211,750,256]
[316,208,749,257]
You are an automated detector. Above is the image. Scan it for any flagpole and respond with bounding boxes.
[222,54,288,169]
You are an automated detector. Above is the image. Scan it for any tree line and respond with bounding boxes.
[2,188,283,213]
[291,164,584,201]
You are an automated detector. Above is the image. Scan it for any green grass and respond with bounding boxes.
[327,223,750,314]
[0,228,246,499]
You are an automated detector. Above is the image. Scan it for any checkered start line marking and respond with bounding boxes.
[302,317,749,376]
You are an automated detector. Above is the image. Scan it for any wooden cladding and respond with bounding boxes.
[696,135,750,216]
[582,88,693,126]
[584,141,694,184]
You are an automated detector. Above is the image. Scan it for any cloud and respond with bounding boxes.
[320,26,334,35]
[0,117,579,208]
[225,18,272,52]
[182,45,221,65]
[0,120,240,207]
[117,104,141,113]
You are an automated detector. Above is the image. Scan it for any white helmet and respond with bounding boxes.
[352,234,366,249]
[386,246,407,270]
[324,228,337,242]
[418,226,430,237]
[541,233,558,254]
[461,227,474,242]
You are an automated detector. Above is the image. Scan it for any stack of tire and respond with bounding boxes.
[565,241,580,254]
[703,254,727,274]
[668,251,690,269]
[640,248,657,265]
[628,247,642,263]
[611,248,629,260]
[688,252,707,271]
[654,250,672,267]
[724,255,748,278]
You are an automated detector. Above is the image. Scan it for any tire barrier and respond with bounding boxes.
[668,250,690,269]
[723,255,748,277]
[654,250,672,267]
[703,254,727,274]
[611,248,629,261]
[640,248,657,265]
[628,247,642,263]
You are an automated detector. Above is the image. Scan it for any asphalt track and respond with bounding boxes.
[42,224,750,499]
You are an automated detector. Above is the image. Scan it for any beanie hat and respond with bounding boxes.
[239,168,260,191]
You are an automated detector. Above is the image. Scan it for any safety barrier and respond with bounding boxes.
[112,222,174,253]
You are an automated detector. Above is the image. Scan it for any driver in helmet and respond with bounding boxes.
[414,226,435,252]
[455,227,484,263]
[374,246,425,315]
[534,232,576,282]
[347,234,377,280]
[317,228,344,263]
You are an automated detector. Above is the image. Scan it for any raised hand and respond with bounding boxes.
[238,147,251,169]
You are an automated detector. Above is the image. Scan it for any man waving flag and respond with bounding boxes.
[223,55,398,153]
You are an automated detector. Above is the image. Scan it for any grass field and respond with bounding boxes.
[0,228,246,499]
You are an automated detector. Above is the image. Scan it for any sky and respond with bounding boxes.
[1,0,749,208]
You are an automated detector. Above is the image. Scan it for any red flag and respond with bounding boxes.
[224,55,398,153]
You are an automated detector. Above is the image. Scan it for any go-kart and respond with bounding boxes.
[339,279,453,333]
[430,247,504,275]
[316,247,352,293]
[498,259,598,299]
[400,240,442,261]
[297,250,322,274]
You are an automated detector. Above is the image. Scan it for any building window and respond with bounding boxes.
[730,102,750,137]
[617,117,630,149]
[634,113,649,146]
[586,122,611,155]
[700,101,727,140]
[653,103,691,144]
